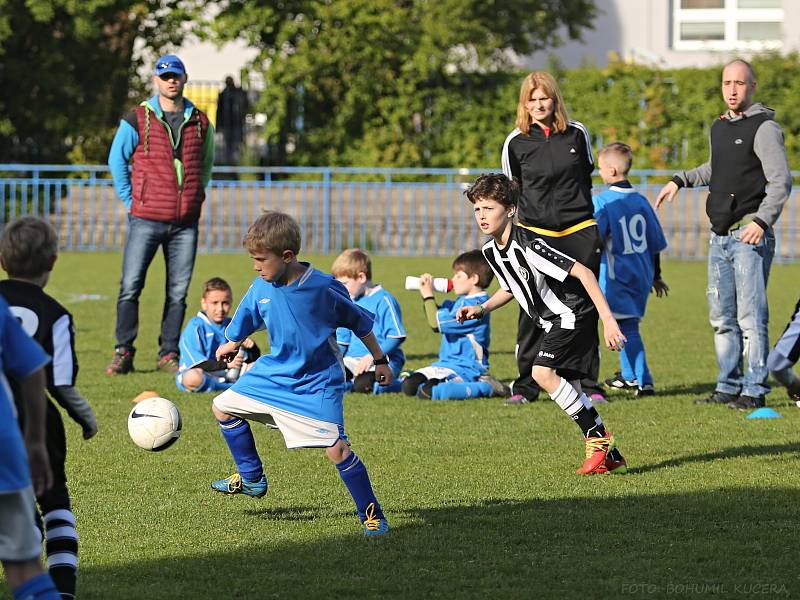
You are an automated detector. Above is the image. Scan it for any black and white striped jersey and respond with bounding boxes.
[481,225,595,331]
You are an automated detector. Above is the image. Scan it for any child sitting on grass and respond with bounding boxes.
[403,250,509,400]
[175,277,259,392]
[331,248,406,393]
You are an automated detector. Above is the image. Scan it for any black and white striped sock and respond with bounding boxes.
[550,378,606,438]
[43,508,78,600]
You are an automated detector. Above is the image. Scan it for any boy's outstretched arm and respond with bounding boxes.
[358,331,393,386]
[569,262,625,351]
[456,288,514,322]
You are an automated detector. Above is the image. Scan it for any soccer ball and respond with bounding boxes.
[127,396,182,451]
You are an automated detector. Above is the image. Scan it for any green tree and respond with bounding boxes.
[0,0,194,164]
[204,0,597,167]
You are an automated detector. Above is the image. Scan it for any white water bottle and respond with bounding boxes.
[225,348,246,382]
[405,276,453,293]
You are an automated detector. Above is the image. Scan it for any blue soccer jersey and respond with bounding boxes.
[0,295,51,493]
[593,183,668,318]
[432,292,491,381]
[224,265,374,424]
[178,312,232,371]
[336,285,406,375]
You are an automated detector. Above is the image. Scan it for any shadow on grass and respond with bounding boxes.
[631,442,800,475]
[653,381,716,397]
[76,488,799,600]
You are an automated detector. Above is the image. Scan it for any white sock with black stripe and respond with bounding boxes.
[549,377,606,437]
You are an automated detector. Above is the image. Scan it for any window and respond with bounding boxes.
[673,0,783,50]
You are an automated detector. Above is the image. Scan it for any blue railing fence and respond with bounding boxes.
[0,165,797,261]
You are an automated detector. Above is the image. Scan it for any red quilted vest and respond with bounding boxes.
[130,104,209,224]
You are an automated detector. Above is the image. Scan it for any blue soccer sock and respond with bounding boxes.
[430,380,494,400]
[335,452,383,522]
[619,318,653,386]
[12,573,61,600]
[218,417,263,481]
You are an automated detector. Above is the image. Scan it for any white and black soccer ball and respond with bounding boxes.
[128,397,182,451]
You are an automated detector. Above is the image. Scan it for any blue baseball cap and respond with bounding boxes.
[154,55,186,76]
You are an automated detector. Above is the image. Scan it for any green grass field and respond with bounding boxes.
[2,252,800,599]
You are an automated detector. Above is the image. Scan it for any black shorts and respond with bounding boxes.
[532,318,599,381]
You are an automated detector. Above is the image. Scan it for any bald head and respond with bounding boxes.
[721,59,757,115]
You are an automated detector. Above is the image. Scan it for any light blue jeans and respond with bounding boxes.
[707,229,774,398]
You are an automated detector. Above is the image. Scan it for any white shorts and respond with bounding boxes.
[0,486,42,561]
[343,355,374,374]
[213,389,344,449]
[415,366,461,382]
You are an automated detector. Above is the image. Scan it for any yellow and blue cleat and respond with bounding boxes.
[211,473,268,498]
[362,503,390,538]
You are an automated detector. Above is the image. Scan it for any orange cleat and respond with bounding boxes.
[576,433,614,475]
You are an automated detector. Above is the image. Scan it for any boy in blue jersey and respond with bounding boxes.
[332,248,406,393]
[176,277,259,392]
[209,211,392,537]
[0,295,62,600]
[594,143,669,397]
[402,250,508,400]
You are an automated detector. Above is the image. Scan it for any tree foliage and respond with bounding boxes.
[204,0,597,166]
[0,0,194,163]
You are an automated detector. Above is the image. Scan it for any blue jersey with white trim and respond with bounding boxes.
[178,312,231,371]
[225,265,374,424]
[432,292,491,380]
[0,295,51,493]
[593,183,668,318]
[336,285,406,374]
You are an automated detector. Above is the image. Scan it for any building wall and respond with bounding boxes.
[520,0,799,70]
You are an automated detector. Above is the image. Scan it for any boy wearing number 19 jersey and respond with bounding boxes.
[594,143,668,397]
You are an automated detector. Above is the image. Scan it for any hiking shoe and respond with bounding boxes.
[604,372,637,390]
[727,395,765,411]
[157,352,180,374]
[693,391,737,405]
[635,385,655,398]
[504,394,531,406]
[576,433,614,475]
[105,348,134,375]
[211,473,268,498]
[362,503,390,538]
[479,374,511,397]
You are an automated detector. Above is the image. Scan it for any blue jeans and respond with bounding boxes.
[707,229,774,398]
[115,215,198,357]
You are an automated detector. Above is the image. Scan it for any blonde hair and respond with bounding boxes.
[0,216,58,278]
[331,248,372,280]
[243,211,301,255]
[598,142,633,175]
[515,71,570,134]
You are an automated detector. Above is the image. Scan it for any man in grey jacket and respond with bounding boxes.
[656,58,791,410]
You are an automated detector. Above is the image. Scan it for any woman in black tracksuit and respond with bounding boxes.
[501,70,604,402]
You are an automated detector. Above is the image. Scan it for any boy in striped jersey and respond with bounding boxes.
[0,216,97,599]
[457,174,628,475]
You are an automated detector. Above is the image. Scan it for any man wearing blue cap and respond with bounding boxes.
[106,54,215,376]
